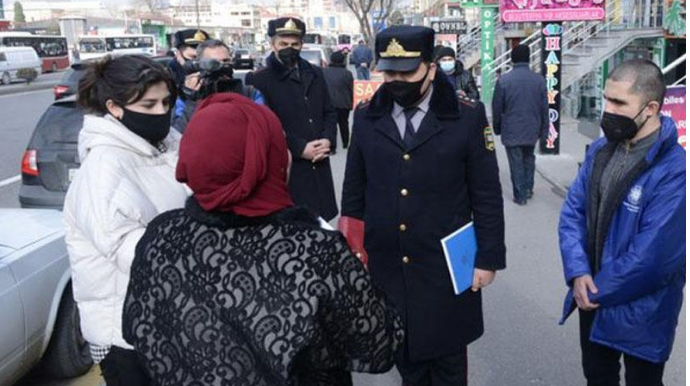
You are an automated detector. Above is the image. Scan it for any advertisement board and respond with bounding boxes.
[661,85,686,148]
[500,0,606,23]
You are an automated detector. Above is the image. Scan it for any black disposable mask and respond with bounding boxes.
[278,47,300,67]
[119,107,171,145]
[384,68,430,108]
[600,104,650,143]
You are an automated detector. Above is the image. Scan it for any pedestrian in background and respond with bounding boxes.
[323,50,354,152]
[64,55,188,386]
[491,44,549,206]
[559,59,685,386]
[434,46,479,100]
[123,93,404,386]
[350,39,373,80]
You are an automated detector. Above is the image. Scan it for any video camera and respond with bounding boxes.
[183,58,238,100]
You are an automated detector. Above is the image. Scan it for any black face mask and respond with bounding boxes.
[119,108,171,145]
[278,47,300,67]
[383,68,430,108]
[600,104,650,143]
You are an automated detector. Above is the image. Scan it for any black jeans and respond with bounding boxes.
[100,346,151,386]
[398,346,468,386]
[579,310,666,386]
[334,108,351,149]
[505,145,536,201]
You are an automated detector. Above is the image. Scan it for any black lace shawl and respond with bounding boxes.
[122,198,404,386]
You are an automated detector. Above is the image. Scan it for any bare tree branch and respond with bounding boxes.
[344,0,395,43]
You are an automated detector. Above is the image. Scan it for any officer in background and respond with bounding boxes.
[341,26,506,386]
[247,18,338,221]
[169,29,210,90]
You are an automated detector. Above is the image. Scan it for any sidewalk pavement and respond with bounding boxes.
[534,117,598,198]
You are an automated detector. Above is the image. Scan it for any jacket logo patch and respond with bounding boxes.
[624,185,643,213]
[483,127,495,151]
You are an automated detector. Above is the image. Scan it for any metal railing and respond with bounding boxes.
[662,53,687,86]
[457,12,501,60]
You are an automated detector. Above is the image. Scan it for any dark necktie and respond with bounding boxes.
[403,107,419,148]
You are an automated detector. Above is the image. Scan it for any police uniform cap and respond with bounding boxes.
[375,26,435,72]
[268,18,306,38]
[174,29,210,48]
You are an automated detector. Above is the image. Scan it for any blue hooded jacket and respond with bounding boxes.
[558,116,686,363]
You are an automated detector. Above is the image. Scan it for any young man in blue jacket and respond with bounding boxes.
[558,59,685,386]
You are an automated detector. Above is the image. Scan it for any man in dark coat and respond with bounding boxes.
[491,44,549,206]
[169,29,209,92]
[350,39,373,80]
[322,50,354,151]
[341,26,506,386]
[246,18,339,221]
[434,46,479,100]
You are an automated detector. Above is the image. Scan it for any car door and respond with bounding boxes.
[0,52,7,73]
[10,233,70,365]
[0,248,26,386]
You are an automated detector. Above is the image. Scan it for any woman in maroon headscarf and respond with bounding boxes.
[122,93,403,386]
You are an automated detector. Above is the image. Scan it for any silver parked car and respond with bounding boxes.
[0,209,92,386]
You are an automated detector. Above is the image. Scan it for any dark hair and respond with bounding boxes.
[330,51,346,66]
[78,55,177,115]
[511,44,530,64]
[197,39,230,58]
[608,59,666,109]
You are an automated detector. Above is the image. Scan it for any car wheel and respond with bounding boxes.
[1,72,10,85]
[51,62,57,72]
[40,284,93,378]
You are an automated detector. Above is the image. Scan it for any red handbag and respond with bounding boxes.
[337,216,368,267]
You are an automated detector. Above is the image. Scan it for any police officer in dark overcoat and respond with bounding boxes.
[247,18,339,221]
[341,26,506,386]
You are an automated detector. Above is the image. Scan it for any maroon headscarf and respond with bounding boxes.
[176,93,294,217]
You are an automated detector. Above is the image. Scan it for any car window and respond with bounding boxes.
[300,50,321,64]
[0,53,5,62]
[30,103,84,148]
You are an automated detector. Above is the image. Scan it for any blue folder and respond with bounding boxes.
[441,221,477,295]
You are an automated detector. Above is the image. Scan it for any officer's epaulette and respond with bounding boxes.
[458,95,478,108]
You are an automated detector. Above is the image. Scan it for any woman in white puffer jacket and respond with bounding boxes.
[63,55,188,385]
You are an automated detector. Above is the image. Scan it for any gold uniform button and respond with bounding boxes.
[403,154,411,161]
[399,224,407,232]
[400,188,409,197]
[402,256,410,264]
[312,166,316,170]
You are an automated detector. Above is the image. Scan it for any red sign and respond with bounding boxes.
[353,80,383,108]
[661,85,686,148]
[500,0,606,23]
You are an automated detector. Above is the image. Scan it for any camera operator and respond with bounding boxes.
[172,39,264,133]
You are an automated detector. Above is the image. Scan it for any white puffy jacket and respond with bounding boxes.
[64,114,188,349]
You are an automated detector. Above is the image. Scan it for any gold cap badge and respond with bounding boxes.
[380,38,421,58]
[276,18,302,34]
[185,30,207,44]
